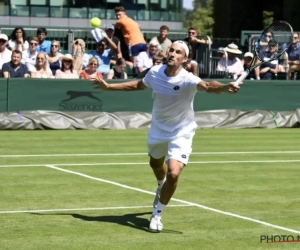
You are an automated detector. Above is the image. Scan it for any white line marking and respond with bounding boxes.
[45,164,300,234]
[1,151,300,158]
[0,205,191,214]
[1,159,300,168]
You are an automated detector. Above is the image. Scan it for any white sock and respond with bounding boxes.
[153,201,166,216]
[157,176,166,188]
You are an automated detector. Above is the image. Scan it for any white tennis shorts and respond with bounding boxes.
[147,134,194,165]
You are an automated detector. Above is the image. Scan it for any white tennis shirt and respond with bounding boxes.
[143,64,201,139]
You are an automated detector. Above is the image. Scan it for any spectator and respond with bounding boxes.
[48,40,64,76]
[80,57,103,79]
[217,47,225,58]
[22,36,39,71]
[114,6,147,67]
[284,32,300,79]
[55,54,79,79]
[2,50,30,78]
[255,40,279,80]
[89,37,117,78]
[30,52,52,78]
[184,27,211,61]
[217,43,244,79]
[136,54,164,78]
[0,34,12,76]
[36,27,52,54]
[8,27,29,51]
[107,58,127,79]
[136,40,159,73]
[150,25,172,56]
[72,38,89,74]
[241,52,255,79]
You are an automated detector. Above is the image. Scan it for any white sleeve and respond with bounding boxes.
[24,41,29,50]
[216,59,225,71]
[187,73,201,89]
[142,68,153,88]
[8,40,15,49]
[136,52,144,68]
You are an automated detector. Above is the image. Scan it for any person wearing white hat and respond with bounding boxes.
[55,54,79,79]
[0,34,12,77]
[217,43,244,79]
[91,40,241,232]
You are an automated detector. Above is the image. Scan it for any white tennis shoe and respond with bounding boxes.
[149,214,163,231]
[153,187,161,208]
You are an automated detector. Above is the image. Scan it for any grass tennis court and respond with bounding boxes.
[1,129,300,250]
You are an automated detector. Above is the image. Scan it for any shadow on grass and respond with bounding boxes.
[31,211,182,234]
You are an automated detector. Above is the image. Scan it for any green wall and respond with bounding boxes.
[0,78,299,113]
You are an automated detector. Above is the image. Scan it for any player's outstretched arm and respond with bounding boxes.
[197,80,241,94]
[90,77,147,91]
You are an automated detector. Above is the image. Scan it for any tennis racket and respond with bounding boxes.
[235,20,293,85]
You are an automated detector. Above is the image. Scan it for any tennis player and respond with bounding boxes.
[91,40,241,231]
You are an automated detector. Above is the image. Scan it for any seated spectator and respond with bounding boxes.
[184,27,212,61]
[217,43,244,79]
[136,40,160,73]
[107,58,127,79]
[136,54,164,78]
[36,27,52,54]
[48,40,64,76]
[30,52,53,78]
[55,54,79,79]
[284,32,300,79]
[241,52,255,79]
[2,50,30,78]
[80,57,103,79]
[217,47,225,58]
[183,41,199,76]
[255,40,279,80]
[150,25,172,57]
[22,36,39,71]
[8,27,29,52]
[0,34,12,77]
[72,38,89,74]
[89,37,117,78]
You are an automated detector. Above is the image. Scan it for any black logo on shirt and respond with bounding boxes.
[173,86,180,90]
[181,154,187,159]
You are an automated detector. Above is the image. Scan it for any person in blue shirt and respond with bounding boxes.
[255,40,279,80]
[284,32,300,79]
[89,35,117,78]
[36,27,51,54]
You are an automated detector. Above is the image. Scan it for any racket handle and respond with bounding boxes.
[234,71,248,86]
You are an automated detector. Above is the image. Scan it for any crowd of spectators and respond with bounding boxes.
[1,6,298,81]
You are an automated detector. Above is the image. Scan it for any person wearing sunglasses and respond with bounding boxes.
[80,57,103,79]
[183,27,212,61]
[30,52,52,78]
[0,34,12,77]
[55,54,79,79]
[21,36,39,71]
[48,40,63,76]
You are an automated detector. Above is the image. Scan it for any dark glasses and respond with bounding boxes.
[37,57,44,60]
[90,63,98,66]
[30,43,38,46]
[63,60,72,63]
[51,45,58,48]
[188,32,196,35]
[0,39,6,43]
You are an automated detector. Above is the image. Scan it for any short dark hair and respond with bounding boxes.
[160,25,169,32]
[12,49,22,57]
[188,27,197,32]
[115,6,126,13]
[152,54,164,63]
[116,58,126,66]
[37,27,47,35]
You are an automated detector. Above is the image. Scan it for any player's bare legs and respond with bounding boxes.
[149,156,167,208]
[149,158,185,231]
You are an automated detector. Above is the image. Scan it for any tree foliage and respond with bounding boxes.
[190,0,214,36]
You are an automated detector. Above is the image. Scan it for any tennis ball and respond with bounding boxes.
[90,17,101,28]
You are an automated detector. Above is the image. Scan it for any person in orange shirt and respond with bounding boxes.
[114,6,147,69]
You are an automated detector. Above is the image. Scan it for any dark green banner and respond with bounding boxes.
[0,79,8,112]
[3,79,300,113]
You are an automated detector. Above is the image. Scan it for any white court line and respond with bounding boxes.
[44,164,300,234]
[1,151,300,158]
[1,159,300,168]
[0,204,191,214]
